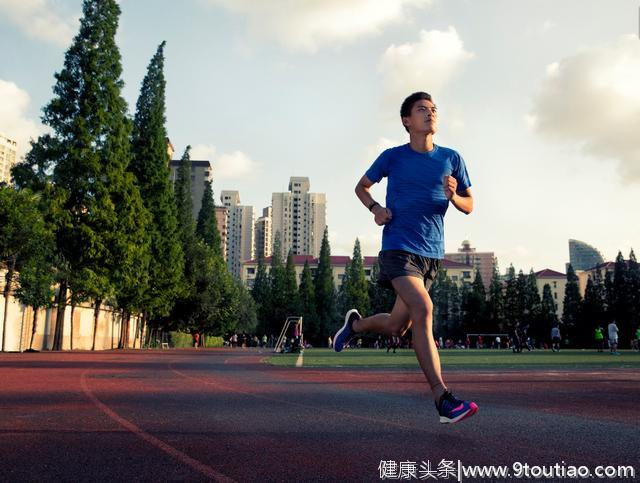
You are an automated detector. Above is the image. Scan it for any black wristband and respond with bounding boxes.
[368,201,380,212]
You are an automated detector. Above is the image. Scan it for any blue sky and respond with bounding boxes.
[1,0,639,273]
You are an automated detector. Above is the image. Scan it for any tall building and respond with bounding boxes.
[169,159,213,221]
[534,269,567,318]
[271,177,326,258]
[445,240,496,289]
[568,239,604,271]
[221,191,254,278]
[254,207,272,260]
[0,133,18,184]
[214,206,228,261]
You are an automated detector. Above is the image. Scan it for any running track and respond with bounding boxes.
[0,349,638,481]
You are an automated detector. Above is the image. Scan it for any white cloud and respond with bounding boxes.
[378,27,474,103]
[530,35,640,183]
[205,0,431,52]
[0,0,77,46]
[190,143,260,179]
[0,79,44,158]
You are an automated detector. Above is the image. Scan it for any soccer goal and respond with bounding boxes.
[274,316,303,353]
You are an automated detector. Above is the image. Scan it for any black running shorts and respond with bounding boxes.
[377,249,440,291]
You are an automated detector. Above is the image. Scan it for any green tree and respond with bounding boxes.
[368,262,396,317]
[581,274,606,347]
[11,0,150,350]
[314,227,336,342]
[252,256,272,336]
[562,264,582,346]
[539,283,558,345]
[341,239,370,316]
[268,232,287,333]
[0,187,55,351]
[462,270,486,335]
[235,281,257,334]
[284,251,301,317]
[298,260,319,341]
[196,180,223,258]
[485,265,504,332]
[130,40,184,327]
[503,265,519,329]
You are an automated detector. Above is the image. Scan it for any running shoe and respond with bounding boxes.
[333,309,361,353]
[436,390,478,424]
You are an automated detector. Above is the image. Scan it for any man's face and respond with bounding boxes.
[402,99,438,134]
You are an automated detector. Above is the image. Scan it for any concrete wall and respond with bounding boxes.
[0,273,144,351]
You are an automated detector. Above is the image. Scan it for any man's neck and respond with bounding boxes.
[409,133,435,153]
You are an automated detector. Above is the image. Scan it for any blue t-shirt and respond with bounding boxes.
[365,143,471,259]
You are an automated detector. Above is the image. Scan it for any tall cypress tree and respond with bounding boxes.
[130,41,184,323]
[269,232,287,332]
[627,249,640,334]
[252,256,272,336]
[343,239,370,316]
[581,274,606,346]
[315,227,336,342]
[503,265,519,328]
[539,283,558,345]
[486,265,504,332]
[462,270,486,335]
[562,264,582,346]
[612,251,633,340]
[284,250,300,317]
[13,0,150,350]
[196,180,223,259]
[298,260,319,342]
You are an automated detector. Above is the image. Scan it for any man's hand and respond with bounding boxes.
[443,175,458,200]
[372,205,392,226]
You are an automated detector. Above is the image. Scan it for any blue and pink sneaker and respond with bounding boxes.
[333,309,361,352]
[436,390,478,424]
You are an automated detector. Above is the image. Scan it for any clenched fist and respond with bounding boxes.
[372,205,392,226]
[443,175,457,200]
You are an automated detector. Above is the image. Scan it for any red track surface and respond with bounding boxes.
[1,349,638,481]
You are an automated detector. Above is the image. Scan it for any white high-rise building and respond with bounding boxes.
[0,133,18,184]
[271,177,326,258]
[254,207,272,260]
[221,190,254,278]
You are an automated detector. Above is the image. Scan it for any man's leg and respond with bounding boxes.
[353,296,411,336]
[389,276,446,402]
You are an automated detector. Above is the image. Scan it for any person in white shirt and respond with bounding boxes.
[551,325,561,352]
[607,320,620,355]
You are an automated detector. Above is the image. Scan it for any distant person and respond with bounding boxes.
[594,325,604,353]
[332,91,477,424]
[262,334,267,348]
[551,325,561,352]
[194,332,199,348]
[633,326,640,352]
[495,336,501,349]
[608,320,620,355]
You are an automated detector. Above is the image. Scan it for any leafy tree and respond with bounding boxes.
[196,180,223,258]
[12,0,150,350]
[539,283,558,345]
[252,256,272,336]
[0,187,54,351]
[562,264,582,346]
[340,239,370,316]
[130,40,184,326]
[314,227,336,342]
[298,260,319,342]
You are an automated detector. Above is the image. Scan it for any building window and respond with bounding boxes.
[553,281,557,288]
[554,292,557,300]
[247,268,255,275]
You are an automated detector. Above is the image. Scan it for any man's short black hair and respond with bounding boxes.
[400,92,432,132]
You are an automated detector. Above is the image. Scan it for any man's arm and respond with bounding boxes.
[355,175,392,226]
[444,175,473,214]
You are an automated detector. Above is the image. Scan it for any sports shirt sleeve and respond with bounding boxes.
[452,151,472,192]
[364,149,391,183]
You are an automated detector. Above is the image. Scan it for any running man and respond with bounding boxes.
[333,92,477,424]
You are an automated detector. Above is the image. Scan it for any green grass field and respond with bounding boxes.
[266,348,640,370]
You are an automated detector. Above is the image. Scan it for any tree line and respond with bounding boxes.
[1,0,253,351]
[431,250,639,348]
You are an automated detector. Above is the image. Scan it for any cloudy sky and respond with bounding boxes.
[1,0,638,274]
